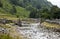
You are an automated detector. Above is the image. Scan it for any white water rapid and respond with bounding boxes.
[16,23,60,39]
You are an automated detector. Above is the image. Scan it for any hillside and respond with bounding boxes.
[9,0,52,9]
[0,0,52,18]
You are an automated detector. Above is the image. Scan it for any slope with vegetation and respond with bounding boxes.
[0,0,53,18]
[0,0,60,39]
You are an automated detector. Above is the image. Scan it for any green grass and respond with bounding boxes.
[0,13,18,20]
[0,34,24,39]
[0,34,13,39]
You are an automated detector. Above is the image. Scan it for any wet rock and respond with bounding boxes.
[0,27,9,34]
[0,18,13,24]
[14,19,22,27]
[16,23,60,39]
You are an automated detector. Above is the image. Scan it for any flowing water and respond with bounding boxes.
[16,23,60,39]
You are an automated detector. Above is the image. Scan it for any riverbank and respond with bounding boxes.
[0,24,26,39]
[41,22,60,32]
[16,21,60,39]
[0,18,60,39]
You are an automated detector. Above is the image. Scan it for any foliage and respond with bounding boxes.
[29,5,60,19]
[15,6,30,18]
[0,0,53,18]
[50,6,60,19]
[0,0,60,19]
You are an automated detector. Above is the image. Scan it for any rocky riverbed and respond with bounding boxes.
[0,21,60,39]
[15,23,60,39]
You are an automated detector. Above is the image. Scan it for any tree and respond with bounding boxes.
[39,8,50,19]
[0,0,2,7]
[10,0,18,5]
[10,5,17,15]
[50,6,60,19]
[29,7,51,19]
[29,8,37,18]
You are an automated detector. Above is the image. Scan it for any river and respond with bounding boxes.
[16,23,60,39]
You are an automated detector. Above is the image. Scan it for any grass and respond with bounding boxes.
[42,22,60,29]
[0,24,25,39]
[0,13,18,21]
[0,34,13,39]
[0,33,24,39]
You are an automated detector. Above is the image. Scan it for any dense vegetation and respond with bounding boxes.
[0,0,60,19]
[30,6,60,19]
[0,0,51,18]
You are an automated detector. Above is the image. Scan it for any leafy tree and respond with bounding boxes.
[50,6,60,19]
[0,0,53,18]
[38,8,50,19]
[0,0,2,7]
[10,0,18,5]
[29,8,37,18]
[10,5,17,15]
